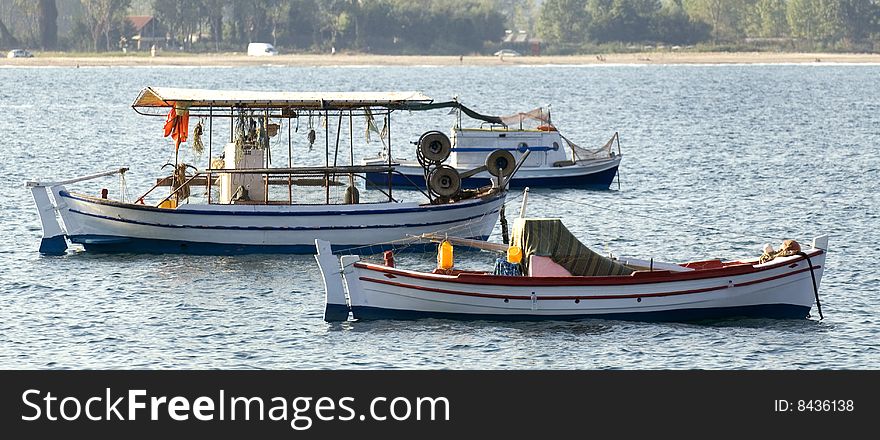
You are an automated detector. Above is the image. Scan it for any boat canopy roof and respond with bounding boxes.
[132,87,433,112]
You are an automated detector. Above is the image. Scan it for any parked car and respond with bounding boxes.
[247,43,277,56]
[493,49,521,57]
[7,49,33,58]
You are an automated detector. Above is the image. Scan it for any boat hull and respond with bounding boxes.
[365,156,621,190]
[31,185,504,255]
[321,247,826,322]
[349,303,811,321]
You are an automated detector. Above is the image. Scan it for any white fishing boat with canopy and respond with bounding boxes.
[27,87,517,255]
[364,104,622,189]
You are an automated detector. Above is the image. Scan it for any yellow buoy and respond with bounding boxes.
[438,240,454,269]
[507,245,523,264]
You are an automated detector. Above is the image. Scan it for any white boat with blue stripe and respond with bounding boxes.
[364,106,622,189]
[27,88,511,255]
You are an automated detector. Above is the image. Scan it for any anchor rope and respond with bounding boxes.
[796,251,824,320]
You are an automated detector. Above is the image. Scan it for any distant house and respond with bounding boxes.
[126,16,164,50]
[501,30,542,56]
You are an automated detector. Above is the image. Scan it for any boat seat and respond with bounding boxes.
[528,255,572,277]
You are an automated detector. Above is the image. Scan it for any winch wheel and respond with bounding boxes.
[418,131,452,164]
[428,165,461,197]
[486,149,516,177]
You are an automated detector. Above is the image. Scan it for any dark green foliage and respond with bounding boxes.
[2,0,879,53]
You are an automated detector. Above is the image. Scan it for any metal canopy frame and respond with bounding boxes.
[132,87,408,207]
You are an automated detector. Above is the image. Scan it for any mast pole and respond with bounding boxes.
[325,109,330,204]
[207,107,213,204]
[288,110,292,204]
[387,109,393,202]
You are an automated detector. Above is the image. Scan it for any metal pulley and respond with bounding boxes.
[417,131,452,165]
[428,165,461,197]
[486,149,516,177]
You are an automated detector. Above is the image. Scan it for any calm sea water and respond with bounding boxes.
[0,63,878,369]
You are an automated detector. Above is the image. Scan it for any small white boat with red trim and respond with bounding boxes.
[315,217,828,322]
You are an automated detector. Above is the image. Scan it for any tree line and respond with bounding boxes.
[538,0,880,51]
[1,0,878,54]
[0,0,505,54]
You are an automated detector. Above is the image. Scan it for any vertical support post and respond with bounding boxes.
[207,107,213,204]
[288,111,292,205]
[349,110,355,187]
[386,110,392,202]
[264,109,269,205]
[325,109,330,204]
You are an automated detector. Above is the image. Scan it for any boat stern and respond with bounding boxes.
[314,239,352,322]
[810,234,830,288]
[27,182,69,255]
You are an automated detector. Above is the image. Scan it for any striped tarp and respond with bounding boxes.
[512,218,633,277]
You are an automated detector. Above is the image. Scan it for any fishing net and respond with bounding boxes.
[512,218,633,277]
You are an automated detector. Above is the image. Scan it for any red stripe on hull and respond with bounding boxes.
[358,265,820,301]
[354,250,823,287]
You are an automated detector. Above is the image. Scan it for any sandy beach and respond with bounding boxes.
[3,51,880,67]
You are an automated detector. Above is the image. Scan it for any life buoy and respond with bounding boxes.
[537,124,557,132]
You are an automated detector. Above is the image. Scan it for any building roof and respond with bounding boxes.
[127,16,154,32]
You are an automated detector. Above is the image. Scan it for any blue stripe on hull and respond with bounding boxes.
[60,190,505,216]
[350,304,812,322]
[68,207,499,232]
[69,235,488,255]
[366,165,619,190]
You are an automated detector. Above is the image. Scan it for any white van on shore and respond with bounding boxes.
[247,43,277,56]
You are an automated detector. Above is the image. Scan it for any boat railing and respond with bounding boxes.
[26,167,130,189]
[143,165,436,207]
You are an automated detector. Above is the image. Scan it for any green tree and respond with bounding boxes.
[838,0,880,43]
[537,0,589,45]
[683,0,748,42]
[743,0,788,38]
[80,0,131,51]
[38,0,57,49]
[653,0,712,44]
[152,0,205,51]
[587,0,660,43]
[787,0,843,42]
[286,0,320,49]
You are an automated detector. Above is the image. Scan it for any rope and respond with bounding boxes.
[797,251,824,320]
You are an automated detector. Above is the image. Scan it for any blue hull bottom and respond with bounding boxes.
[39,235,68,255]
[70,234,488,255]
[366,165,619,190]
[350,304,812,323]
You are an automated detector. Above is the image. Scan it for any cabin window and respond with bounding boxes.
[518,142,528,153]
[552,142,560,151]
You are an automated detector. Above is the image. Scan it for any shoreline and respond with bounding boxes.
[3,51,880,67]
